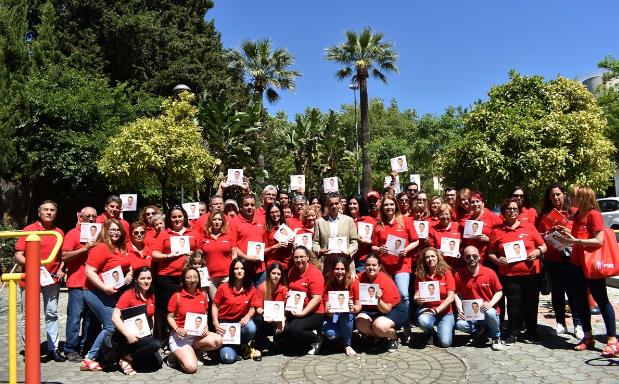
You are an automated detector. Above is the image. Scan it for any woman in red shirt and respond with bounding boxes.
[284,246,325,355]
[345,194,376,272]
[428,195,442,225]
[428,204,462,270]
[200,210,237,298]
[140,205,160,247]
[264,202,293,271]
[254,262,288,351]
[112,267,162,375]
[487,198,546,344]
[509,186,538,224]
[355,254,406,353]
[167,267,222,374]
[81,219,133,371]
[460,191,503,265]
[414,247,455,347]
[152,206,200,340]
[213,257,261,363]
[322,257,361,356]
[455,188,471,222]
[396,192,412,216]
[560,185,617,356]
[128,222,152,271]
[299,205,319,235]
[536,184,582,338]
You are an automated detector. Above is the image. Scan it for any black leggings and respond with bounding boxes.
[283,313,324,345]
[155,275,181,340]
[502,274,540,336]
[545,260,580,326]
[121,336,162,372]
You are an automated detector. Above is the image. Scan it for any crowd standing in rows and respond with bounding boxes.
[14,178,618,375]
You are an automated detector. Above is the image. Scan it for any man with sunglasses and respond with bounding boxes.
[454,246,504,351]
[405,182,419,201]
[61,206,99,361]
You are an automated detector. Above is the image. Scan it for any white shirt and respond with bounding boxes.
[327,214,339,238]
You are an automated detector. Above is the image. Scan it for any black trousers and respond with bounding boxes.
[283,313,324,345]
[154,275,181,340]
[121,336,162,372]
[502,274,541,336]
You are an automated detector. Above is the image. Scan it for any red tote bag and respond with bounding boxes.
[581,228,619,279]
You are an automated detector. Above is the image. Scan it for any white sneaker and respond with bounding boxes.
[555,323,567,335]
[491,337,504,351]
[574,325,585,340]
[308,337,323,355]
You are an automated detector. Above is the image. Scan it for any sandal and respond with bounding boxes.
[80,359,102,372]
[119,359,136,376]
[574,337,595,351]
[601,341,618,358]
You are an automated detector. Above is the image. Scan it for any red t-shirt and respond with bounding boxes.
[15,221,64,277]
[287,264,325,313]
[61,227,87,288]
[537,208,576,262]
[417,270,455,313]
[95,214,130,235]
[354,216,377,264]
[194,212,210,238]
[460,208,503,263]
[167,288,209,328]
[127,243,152,271]
[200,231,235,278]
[287,217,304,231]
[264,225,293,270]
[489,222,544,276]
[214,283,260,321]
[84,243,132,290]
[454,266,502,313]
[570,209,605,266]
[428,221,463,270]
[519,207,538,225]
[230,215,267,275]
[354,270,400,312]
[116,289,156,317]
[143,227,160,248]
[151,228,200,277]
[373,218,419,275]
[256,282,288,306]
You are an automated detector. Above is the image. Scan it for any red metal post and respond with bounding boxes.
[24,236,41,384]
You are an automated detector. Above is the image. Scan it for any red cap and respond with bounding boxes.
[366,191,381,200]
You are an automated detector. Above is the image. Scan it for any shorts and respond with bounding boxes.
[168,333,197,353]
[357,303,408,329]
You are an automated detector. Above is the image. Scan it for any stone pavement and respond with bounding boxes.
[0,287,616,384]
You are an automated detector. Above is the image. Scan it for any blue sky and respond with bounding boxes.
[208,1,618,118]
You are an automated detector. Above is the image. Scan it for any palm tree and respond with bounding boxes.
[325,27,398,194]
[230,38,301,112]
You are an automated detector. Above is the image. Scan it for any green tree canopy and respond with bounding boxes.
[439,71,615,205]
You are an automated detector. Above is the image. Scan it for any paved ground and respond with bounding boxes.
[0,287,617,384]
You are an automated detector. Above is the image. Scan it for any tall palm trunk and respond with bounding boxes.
[358,73,372,194]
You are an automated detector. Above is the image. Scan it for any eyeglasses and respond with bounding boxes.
[145,211,156,216]
[407,189,417,193]
[133,230,146,236]
[399,198,410,203]
[464,254,479,260]
[108,228,121,233]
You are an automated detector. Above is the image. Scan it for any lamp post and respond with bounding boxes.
[349,82,361,195]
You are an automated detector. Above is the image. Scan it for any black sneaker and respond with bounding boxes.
[503,335,517,345]
[47,350,67,362]
[65,351,82,362]
[387,339,399,353]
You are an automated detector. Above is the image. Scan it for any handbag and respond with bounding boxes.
[581,228,619,279]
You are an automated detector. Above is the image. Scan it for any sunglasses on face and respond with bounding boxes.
[133,230,146,236]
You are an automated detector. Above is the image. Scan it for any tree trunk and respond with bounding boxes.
[358,74,372,195]
[157,172,169,210]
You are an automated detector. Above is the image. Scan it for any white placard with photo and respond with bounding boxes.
[409,174,421,186]
[123,313,151,338]
[418,281,440,302]
[185,312,207,336]
[462,299,485,321]
[440,237,461,258]
[463,220,484,239]
[359,283,379,305]
[80,223,102,243]
[170,236,191,255]
[285,290,306,312]
[182,203,200,220]
[386,234,406,256]
[198,267,211,287]
[323,177,339,193]
[544,231,571,251]
[274,224,294,243]
[290,175,305,191]
[227,169,244,186]
[503,240,527,263]
[357,222,374,242]
[247,241,265,261]
[328,291,350,313]
[120,194,137,211]
[39,267,55,287]
[294,233,312,248]
[328,236,348,254]
[101,265,125,289]
[263,300,285,322]
[390,156,408,173]
[221,322,241,345]
[413,221,429,239]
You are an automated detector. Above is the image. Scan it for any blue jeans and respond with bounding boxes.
[416,308,455,347]
[83,289,116,360]
[394,272,411,326]
[20,284,60,352]
[64,288,92,354]
[455,308,501,339]
[322,313,354,346]
[219,319,257,364]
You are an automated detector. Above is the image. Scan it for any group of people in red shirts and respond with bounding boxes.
[14,180,617,375]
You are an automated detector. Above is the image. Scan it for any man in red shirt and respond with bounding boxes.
[14,200,66,362]
[255,185,277,221]
[95,195,130,234]
[61,206,98,361]
[231,194,267,285]
[454,246,504,351]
